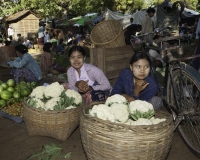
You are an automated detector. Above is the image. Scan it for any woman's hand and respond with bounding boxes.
[134,80,149,96]
[75,80,90,93]
[122,94,135,102]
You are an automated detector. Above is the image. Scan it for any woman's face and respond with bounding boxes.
[69,51,85,70]
[130,59,150,80]
[149,12,155,17]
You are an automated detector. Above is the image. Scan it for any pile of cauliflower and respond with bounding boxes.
[89,94,165,126]
[27,82,82,111]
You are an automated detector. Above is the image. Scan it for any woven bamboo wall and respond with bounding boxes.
[90,45,134,86]
[9,14,39,40]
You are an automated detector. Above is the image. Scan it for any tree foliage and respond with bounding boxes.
[0,0,199,19]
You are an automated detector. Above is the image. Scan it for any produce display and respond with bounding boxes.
[46,72,68,82]
[27,82,82,111]
[89,94,166,125]
[1,102,23,117]
[0,79,37,108]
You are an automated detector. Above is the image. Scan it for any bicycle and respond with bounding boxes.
[130,29,200,157]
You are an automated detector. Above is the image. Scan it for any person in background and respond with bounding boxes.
[111,51,162,109]
[130,17,134,24]
[53,29,65,42]
[37,21,45,50]
[44,29,50,44]
[66,45,112,103]
[8,26,14,39]
[23,37,34,49]
[141,7,156,44]
[124,24,142,45]
[56,38,66,54]
[7,44,42,82]
[40,42,53,75]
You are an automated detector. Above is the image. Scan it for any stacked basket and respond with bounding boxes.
[90,20,126,48]
[80,102,174,160]
[23,99,82,141]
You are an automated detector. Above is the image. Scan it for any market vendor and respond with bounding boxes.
[65,45,112,103]
[7,44,42,82]
[111,51,162,109]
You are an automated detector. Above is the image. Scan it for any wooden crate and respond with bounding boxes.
[90,45,134,86]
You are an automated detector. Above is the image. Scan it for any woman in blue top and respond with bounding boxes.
[111,51,162,109]
[8,44,42,82]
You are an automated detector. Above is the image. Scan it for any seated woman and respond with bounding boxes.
[8,44,42,82]
[111,51,162,109]
[40,42,53,76]
[66,45,112,103]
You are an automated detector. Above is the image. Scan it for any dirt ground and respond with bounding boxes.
[0,44,199,160]
[0,116,200,160]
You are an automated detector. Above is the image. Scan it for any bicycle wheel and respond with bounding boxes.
[167,64,200,157]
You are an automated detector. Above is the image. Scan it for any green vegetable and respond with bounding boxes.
[20,88,31,97]
[0,99,6,108]
[31,82,37,88]
[7,79,15,87]
[27,143,71,160]
[1,83,8,89]
[13,91,20,99]
[1,90,12,100]
[7,87,15,93]
[0,86,4,94]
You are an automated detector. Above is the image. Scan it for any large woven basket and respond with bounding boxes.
[23,99,82,141]
[90,20,126,48]
[80,102,174,160]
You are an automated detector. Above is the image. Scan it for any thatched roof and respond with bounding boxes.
[5,10,39,22]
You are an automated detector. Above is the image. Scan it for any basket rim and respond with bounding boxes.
[90,20,123,46]
[23,97,82,114]
[82,102,173,130]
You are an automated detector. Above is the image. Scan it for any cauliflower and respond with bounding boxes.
[30,86,45,99]
[150,117,166,124]
[134,118,152,125]
[44,97,61,111]
[129,100,155,120]
[89,104,115,122]
[105,94,127,106]
[65,105,76,109]
[27,97,45,109]
[124,119,137,125]
[110,103,129,123]
[44,82,64,98]
[65,89,82,105]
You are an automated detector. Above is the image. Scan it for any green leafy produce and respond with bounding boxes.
[7,79,15,87]
[7,87,15,93]
[1,90,12,100]
[13,91,20,99]
[27,143,71,160]
[0,99,6,108]
[1,83,8,89]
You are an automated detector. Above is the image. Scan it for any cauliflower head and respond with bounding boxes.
[105,94,127,106]
[89,104,115,122]
[44,97,61,111]
[124,119,137,125]
[65,89,82,105]
[135,118,152,125]
[129,100,154,113]
[110,103,129,123]
[150,117,166,124]
[27,97,45,109]
[30,86,45,99]
[44,82,64,98]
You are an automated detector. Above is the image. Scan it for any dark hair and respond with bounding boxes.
[5,40,11,46]
[146,7,156,14]
[15,44,28,54]
[43,42,52,52]
[129,52,151,67]
[68,45,86,57]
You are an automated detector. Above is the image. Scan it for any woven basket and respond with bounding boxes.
[90,20,126,48]
[80,102,174,160]
[23,99,82,141]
